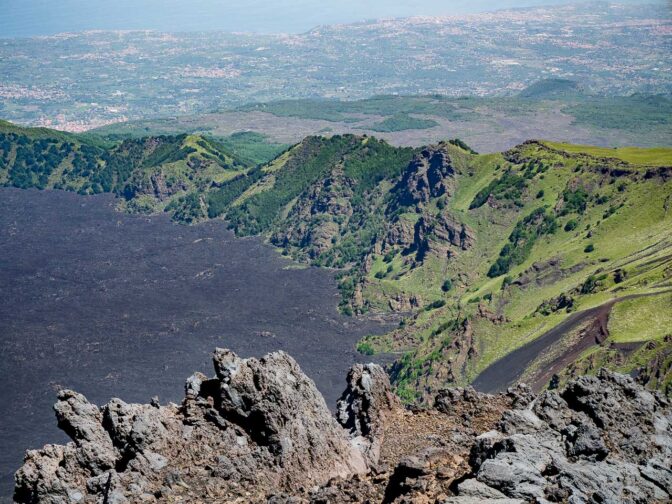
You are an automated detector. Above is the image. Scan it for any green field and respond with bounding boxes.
[544,141,672,166]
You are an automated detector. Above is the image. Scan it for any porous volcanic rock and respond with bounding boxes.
[337,363,401,466]
[465,369,672,503]
[14,349,378,503]
[14,352,671,504]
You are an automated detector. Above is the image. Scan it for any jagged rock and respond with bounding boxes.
[53,390,117,475]
[411,212,474,262]
[15,349,373,503]
[443,497,524,504]
[477,303,508,325]
[456,478,509,499]
[14,444,85,504]
[337,363,401,466]
[392,145,457,209]
[212,348,367,479]
[387,293,422,312]
[385,216,417,250]
[463,369,672,503]
[505,383,535,409]
[14,355,671,504]
[383,447,463,503]
[434,387,497,423]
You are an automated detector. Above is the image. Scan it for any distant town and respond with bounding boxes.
[0,2,669,131]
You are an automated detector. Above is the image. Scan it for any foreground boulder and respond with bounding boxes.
[14,350,387,503]
[464,369,672,503]
[15,352,671,503]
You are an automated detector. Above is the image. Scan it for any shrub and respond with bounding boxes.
[487,208,558,277]
[564,219,578,232]
[470,170,526,209]
[448,138,478,154]
[441,279,453,292]
[425,299,446,311]
[584,243,595,253]
[560,188,589,215]
[580,275,598,294]
[614,269,627,283]
[356,341,375,356]
[536,189,545,199]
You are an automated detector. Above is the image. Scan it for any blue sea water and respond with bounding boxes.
[1,0,666,38]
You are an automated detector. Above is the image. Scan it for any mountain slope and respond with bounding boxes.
[2,120,671,399]
[369,140,672,399]
[209,136,672,398]
[0,122,251,222]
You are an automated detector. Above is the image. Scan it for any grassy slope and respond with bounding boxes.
[544,141,672,165]
[360,141,672,398]
[207,134,672,397]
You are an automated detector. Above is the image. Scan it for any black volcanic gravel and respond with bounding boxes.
[0,188,392,499]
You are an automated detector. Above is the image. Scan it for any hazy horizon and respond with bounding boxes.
[1,0,668,37]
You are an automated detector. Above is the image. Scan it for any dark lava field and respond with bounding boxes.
[0,188,392,498]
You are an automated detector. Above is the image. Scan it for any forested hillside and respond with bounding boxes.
[0,120,255,222]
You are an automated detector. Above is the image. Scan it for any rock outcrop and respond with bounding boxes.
[14,350,385,503]
[270,166,354,259]
[392,145,457,209]
[336,363,401,467]
[15,352,671,504]
[464,369,672,503]
[413,212,475,261]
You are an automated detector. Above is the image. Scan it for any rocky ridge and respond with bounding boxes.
[15,349,672,503]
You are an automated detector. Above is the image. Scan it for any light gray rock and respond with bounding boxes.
[53,390,116,474]
[464,369,672,504]
[336,362,400,466]
[457,478,508,499]
[14,357,671,504]
[212,348,368,479]
[15,349,375,503]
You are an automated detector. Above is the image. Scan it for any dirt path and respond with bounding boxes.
[471,290,672,393]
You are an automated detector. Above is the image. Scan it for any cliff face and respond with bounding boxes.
[391,146,457,210]
[15,349,672,503]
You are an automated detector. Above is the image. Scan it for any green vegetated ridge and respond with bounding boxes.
[0,120,282,223]
[2,118,671,400]
[209,133,672,400]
